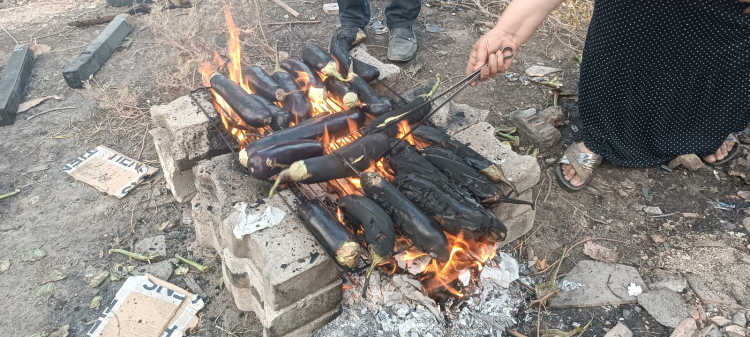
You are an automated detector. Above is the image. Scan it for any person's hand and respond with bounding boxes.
[741,0,750,13]
[465,28,520,86]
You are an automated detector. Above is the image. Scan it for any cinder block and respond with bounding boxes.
[498,208,536,248]
[191,192,221,250]
[0,45,34,126]
[453,122,540,194]
[492,189,533,223]
[350,45,400,81]
[429,99,490,136]
[507,108,561,149]
[150,127,196,203]
[62,14,133,88]
[150,95,227,171]
[221,251,343,337]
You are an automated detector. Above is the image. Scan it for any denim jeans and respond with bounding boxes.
[337,0,420,29]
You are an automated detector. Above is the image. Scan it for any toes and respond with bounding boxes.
[726,141,736,152]
[719,144,728,159]
[570,175,584,187]
[704,154,717,163]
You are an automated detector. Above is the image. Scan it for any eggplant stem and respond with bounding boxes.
[425,74,441,98]
[276,89,305,101]
[361,247,388,298]
[109,249,159,263]
[274,41,283,74]
[0,188,20,200]
[175,254,210,273]
[269,169,291,197]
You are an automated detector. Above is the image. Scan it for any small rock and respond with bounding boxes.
[725,325,746,337]
[738,191,750,201]
[643,206,663,215]
[710,316,732,327]
[525,65,563,77]
[622,309,634,320]
[732,312,746,327]
[742,217,750,232]
[651,274,687,293]
[637,289,690,328]
[668,154,705,171]
[669,318,697,337]
[132,258,175,280]
[630,204,645,212]
[134,235,167,257]
[322,2,339,14]
[651,234,666,245]
[618,189,629,197]
[538,106,566,127]
[545,157,556,165]
[721,222,738,231]
[621,178,636,190]
[682,213,699,218]
[604,323,633,337]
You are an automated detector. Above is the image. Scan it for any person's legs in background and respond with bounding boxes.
[385,0,420,61]
[337,0,370,29]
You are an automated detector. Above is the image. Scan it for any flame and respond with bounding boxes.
[337,208,344,223]
[397,121,415,146]
[213,51,225,69]
[419,232,497,297]
[296,71,311,89]
[223,3,246,91]
[347,177,361,189]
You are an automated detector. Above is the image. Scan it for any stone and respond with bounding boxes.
[525,65,563,77]
[150,127,197,203]
[668,154,705,171]
[323,3,339,14]
[492,189,533,222]
[742,217,750,232]
[192,193,222,250]
[350,45,400,80]
[550,260,647,308]
[726,325,746,337]
[732,312,746,327]
[452,122,541,194]
[669,318,697,337]
[604,323,633,337]
[711,316,732,327]
[651,234,666,245]
[637,289,689,328]
[506,108,561,149]
[134,235,167,257]
[428,99,490,135]
[0,44,34,126]
[643,206,663,215]
[538,106,566,127]
[132,258,176,280]
[497,208,535,248]
[651,273,687,293]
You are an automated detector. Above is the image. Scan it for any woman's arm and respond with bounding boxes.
[466,0,565,83]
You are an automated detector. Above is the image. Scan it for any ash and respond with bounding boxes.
[315,255,524,337]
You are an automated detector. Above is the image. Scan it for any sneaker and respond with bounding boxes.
[387,27,417,62]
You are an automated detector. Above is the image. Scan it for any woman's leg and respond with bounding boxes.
[703,140,736,163]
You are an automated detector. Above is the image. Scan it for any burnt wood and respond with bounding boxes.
[0,45,34,126]
[63,14,133,88]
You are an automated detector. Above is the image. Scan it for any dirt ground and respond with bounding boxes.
[0,0,748,336]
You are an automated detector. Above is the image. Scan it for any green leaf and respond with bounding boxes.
[36,283,54,297]
[23,248,46,262]
[87,270,108,288]
[90,296,103,309]
[40,270,67,285]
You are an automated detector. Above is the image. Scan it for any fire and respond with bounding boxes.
[336,208,344,223]
[223,3,246,91]
[347,177,361,189]
[397,121,415,146]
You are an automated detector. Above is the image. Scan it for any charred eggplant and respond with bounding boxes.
[281,58,327,103]
[338,195,395,264]
[242,66,293,102]
[244,140,324,180]
[297,200,361,268]
[209,73,272,127]
[329,28,380,82]
[350,75,391,116]
[302,43,350,82]
[360,172,450,263]
[272,47,313,122]
[364,76,440,137]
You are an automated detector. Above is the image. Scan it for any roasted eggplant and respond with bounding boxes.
[240,108,366,162]
[360,172,450,263]
[302,43,350,82]
[338,195,395,264]
[324,77,360,109]
[297,200,361,268]
[411,125,518,195]
[242,140,324,180]
[272,48,313,123]
[250,94,291,130]
[269,132,391,196]
[209,73,272,128]
[350,75,391,116]
[243,66,291,102]
[281,58,327,103]
[329,28,380,82]
[394,173,507,241]
[364,76,440,137]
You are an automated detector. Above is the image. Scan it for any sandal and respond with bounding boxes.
[555,143,603,193]
[705,134,740,167]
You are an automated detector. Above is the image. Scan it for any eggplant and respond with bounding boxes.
[350,75,391,116]
[360,172,450,263]
[269,132,391,195]
[325,77,360,109]
[338,195,395,264]
[394,173,507,242]
[271,48,314,123]
[240,108,366,161]
[209,73,272,127]
[411,125,518,195]
[281,58,327,103]
[242,66,294,102]
[364,76,440,137]
[241,140,324,180]
[250,94,291,130]
[302,43,350,82]
[329,28,380,82]
[297,200,361,268]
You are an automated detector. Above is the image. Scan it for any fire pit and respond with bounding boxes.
[147,5,541,336]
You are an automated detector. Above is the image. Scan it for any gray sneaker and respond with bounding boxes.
[387,27,417,62]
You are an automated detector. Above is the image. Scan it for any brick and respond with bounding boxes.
[498,208,535,248]
[221,250,342,337]
[453,122,541,194]
[0,45,34,126]
[507,108,561,149]
[350,45,400,81]
[62,14,133,88]
[150,95,227,171]
[322,3,339,14]
[150,127,196,203]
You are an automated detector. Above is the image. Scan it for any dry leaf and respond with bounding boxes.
[650,234,665,245]
[534,256,548,270]
[30,44,52,56]
[0,258,9,273]
[582,241,619,263]
[90,296,103,309]
[18,95,60,113]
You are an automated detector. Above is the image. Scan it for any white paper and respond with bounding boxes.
[232,202,287,239]
[627,283,642,296]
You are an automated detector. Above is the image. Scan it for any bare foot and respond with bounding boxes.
[703,140,736,163]
[561,142,595,187]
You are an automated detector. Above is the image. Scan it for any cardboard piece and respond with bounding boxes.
[87,274,205,337]
[63,146,158,198]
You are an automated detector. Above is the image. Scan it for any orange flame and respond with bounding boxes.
[420,233,497,297]
[337,208,344,223]
[397,121,415,146]
[223,3,246,91]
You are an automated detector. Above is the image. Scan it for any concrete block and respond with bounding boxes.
[350,45,400,81]
[637,289,689,328]
[428,98,490,136]
[191,193,221,250]
[150,95,227,171]
[498,208,535,248]
[63,14,133,88]
[134,235,167,257]
[507,108,561,149]
[132,258,176,280]
[323,3,339,14]
[453,122,540,194]
[550,260,647,308]
[222,253,343,337]
[150,127,196,203]
[0,45,34,126]
[492,189,533,223]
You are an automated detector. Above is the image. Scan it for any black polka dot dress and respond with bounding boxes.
[578,0,750,167]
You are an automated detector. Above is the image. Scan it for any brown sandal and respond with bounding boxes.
[555,143,603,193]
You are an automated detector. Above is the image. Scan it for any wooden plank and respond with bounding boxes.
[62,14,133,88]
[0,44,34,126]
[684,272,723,304]
[270,0,300,18]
